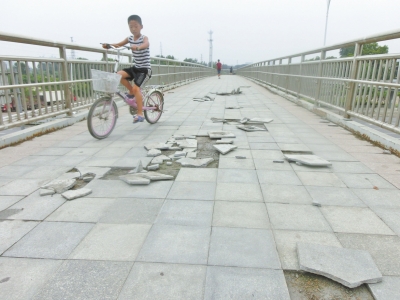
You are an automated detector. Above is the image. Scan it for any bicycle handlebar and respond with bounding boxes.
[101,43,131,51]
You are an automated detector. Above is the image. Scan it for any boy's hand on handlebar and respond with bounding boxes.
[102,43,111,49]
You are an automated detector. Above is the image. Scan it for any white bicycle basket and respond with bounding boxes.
[91,69,122,93]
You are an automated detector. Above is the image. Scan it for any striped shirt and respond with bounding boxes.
[128,35,151,69]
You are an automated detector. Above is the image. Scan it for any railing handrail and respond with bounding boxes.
[0,31,212,69]
[240,28,400,68]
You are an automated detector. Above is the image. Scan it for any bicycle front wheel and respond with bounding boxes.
[87,97,118,139]
[144,91,164,124]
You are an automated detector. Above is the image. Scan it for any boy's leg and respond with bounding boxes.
[117,71,134,94]
[131,84,143,117]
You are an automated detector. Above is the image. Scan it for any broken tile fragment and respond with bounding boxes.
[136,172,173,181]
[119,174,151,185]
[297,242,382,288]
[247,118,274,124]
[208,131,236,139]
[174,151,187,158]
[312,201,321,207]
[273,160,284,163]
[147,164,160,171]
[236,125,266,132]
[40,188,56,196]
[216,139,234,144]
[41,179,76,194]
[173,135,185,140]
[213,144,238,155]
[129,160,143,174]
[176,158,214,168]
[151,157,164,164]
[166,162,172,166]
[147,149,161,157]
[279,144,312,153]
[61,188,92,200]
[187,152,197,158]
[177,139,197,148]
[235,156,246,159]
[284,154,331,167]
[239,117,250,124]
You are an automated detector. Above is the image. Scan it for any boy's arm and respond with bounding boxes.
[102,38,129,49]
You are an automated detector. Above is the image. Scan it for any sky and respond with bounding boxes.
[1,0,400,66]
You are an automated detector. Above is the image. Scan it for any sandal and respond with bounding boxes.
[133,114,145,123]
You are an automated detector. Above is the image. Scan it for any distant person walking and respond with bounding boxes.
[216,59,222,79]
[230,66,233,74]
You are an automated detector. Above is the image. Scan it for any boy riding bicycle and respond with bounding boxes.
[102,15,150,123]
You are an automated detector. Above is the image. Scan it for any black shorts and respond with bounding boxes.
[122,66,149,87]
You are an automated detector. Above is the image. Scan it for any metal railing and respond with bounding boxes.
[237,29,400,134]
[0,31,214,130]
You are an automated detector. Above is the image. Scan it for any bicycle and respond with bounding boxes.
[87,44,164,139]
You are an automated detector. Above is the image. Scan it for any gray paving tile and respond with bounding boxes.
[337,233,400,276]
[0,179,42,196]
[251,149,284,160]
[33,260,133,300]
[155,200,213,226]
[313,151,358,161]
[0,195,23,211]
[0,257,63,300]
[70,223,151,261]
[372,207,400,237]
[331,161,375,173]
[249,142,280,150]
[0,192,65,220]
[321,206,395,235]
[46,197,115,222]
[296,171,346,187]
[257,170,302,185]
[3,221,94,259]
[217,169,258,183]
[0,165,36,178]
[306,186,366,207]
[137,224,210,264]
[167,182,215,200]
[218,157,255,169]
[21,165,71,180]
[267,203,332,232]
[13,155,58,166]
[215,182,263,202]
[175,168,217,182]
[0,220,39,254]
[262,185,312,204]
[336,173,396,189]
[368,276,400,300]
[34,147,74,156]
[274,230,342,270]
[352,189,400,208]
[87,179,173,198]
[204,266,290,300]
[212,201,270,229]
[99,198,163,224]
[118,262,207,300]
[254,159,292,170]
[208,227,281,268]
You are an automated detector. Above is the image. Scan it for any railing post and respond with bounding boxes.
[314,50,326,107]
[344,43,361,118]
[286,58,292,93]
[59,46,72,116]
[297,55,305,99]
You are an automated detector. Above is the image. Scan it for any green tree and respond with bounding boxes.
[340,42,388,58]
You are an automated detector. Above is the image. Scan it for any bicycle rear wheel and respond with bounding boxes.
[87,97,118,139]
[144,91,164,124]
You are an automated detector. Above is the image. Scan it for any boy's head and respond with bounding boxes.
[127,15,143,35]
[218,59,220,62]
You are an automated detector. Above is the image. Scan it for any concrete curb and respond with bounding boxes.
[244,77,400,156]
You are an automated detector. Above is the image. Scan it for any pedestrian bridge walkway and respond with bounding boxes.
[0,75,400,299]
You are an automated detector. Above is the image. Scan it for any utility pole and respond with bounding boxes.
[70,37,76,59]
[323,0,331,46]
[208,30,213,68]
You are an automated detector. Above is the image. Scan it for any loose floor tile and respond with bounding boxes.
[118,262,207,300]
[137,224,210,264]
[297,242,382,288]
[33,260,133,300]
[208,227,281,269]
[204,266,290,300]
[274,230,342,270]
